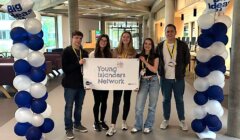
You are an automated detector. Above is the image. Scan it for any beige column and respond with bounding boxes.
[149,13,154,39]
[165,0,175,25]
[68,0,79,38]
[227,0,240,138]
[100,18,105,34]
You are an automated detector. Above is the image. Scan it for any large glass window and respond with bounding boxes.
[41,16,57,49]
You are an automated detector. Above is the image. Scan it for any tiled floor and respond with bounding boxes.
[0,73,238,140]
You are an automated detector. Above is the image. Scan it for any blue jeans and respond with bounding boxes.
[64,88,86,130]
[160,78,185,121]
[134,75,160,130]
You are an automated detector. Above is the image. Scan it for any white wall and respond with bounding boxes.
[58,15,99,48]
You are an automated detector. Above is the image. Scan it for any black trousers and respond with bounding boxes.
[92,89,109,122]
[111,90,132,124]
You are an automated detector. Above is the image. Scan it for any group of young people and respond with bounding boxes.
[61,24,190,139]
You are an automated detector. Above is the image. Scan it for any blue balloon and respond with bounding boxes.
[27,35,44,51]
[25,127,42,140]
[197,33,214,48]
[194,92,208,105]
[211,23,227,36]
[195,63,210,77]
[29,30,44,38]
[40,118,54,133]
[191,119,206,133]
[205,86,224,102]
[14,91,33,107]
[214,35,228,45]
[208,55,225,71]
[13,59,31,74]
[208,120,222,132]
[218,65,226,73]
[14,122,32,136]
[201,28,212,35]
[31,100,47,114]
[13,39,29,46]
[203,114,221,127]
[37,63,47,71]
[10,27,28,42]
[30,68,46,83]
[39,92,48,101]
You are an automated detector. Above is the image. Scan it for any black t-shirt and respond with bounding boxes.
[137,54,158,76]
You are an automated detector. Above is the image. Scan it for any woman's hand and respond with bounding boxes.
[139,56,146,63]
[79,59,86,65]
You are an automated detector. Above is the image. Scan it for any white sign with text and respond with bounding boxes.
[83,58,139,90]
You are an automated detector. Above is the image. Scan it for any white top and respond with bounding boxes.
[89,51,95,58]
[163,41,177,79]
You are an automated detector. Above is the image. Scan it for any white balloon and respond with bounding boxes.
[205,100,224,117]
[30,83,47,99]
[24,18,42,34]
[194,77,210,92]
[13,75,32,90]
[27,51,45,67]
[207,42,226,56]
[216,15,232,28]
[34,11,42,21]
[30,114,44,127]
[197,14,214,29]
[11,43,29,59]
[11,20,25,29]
[219,49,228,60]
[15,107,33,123]
[41,104,52,118]
[196,48,212,63]
[219,82,225,88]
[204,0,230,14]
[193,106,207,119]
[207,70,225,86]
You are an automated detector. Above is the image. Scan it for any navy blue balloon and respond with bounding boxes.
[206,86,224,102]
[39,92,48,101]
[208,56,225,71]
[14,122,32,136]
[191,119,206,133]
[194,92,208,105]
[219,65,226,73]
[10,27,28,42]
[195,63,210,77]
[215,35,228,45]
[31,100,47,114]
[211,23,227,36]
[14,91,32,107]
[25,127,42,140]
[197,33,214,48]
[13,39,29,46]
[27,35,44,51]
[203,114,221,127]
[38,63,47,71]
[29,30,44,38]
[208,120,222,132]
[201,28,212,35]
[30,69,46,82]
[13,59,31,74]
[40,118,54,133]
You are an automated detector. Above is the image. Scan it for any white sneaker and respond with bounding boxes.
[160,120,169,129]
[131,128,141,133]
[143,128,152,134]
[122,122,128,130]
[106,127,117,136]
[179,120,188,131]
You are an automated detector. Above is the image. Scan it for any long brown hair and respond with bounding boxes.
[94,34,112,58]
[115,31,136,56]
[139,38,155,65]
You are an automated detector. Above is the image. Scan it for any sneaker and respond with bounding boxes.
[179,120,188,131]
[100,121,109,130]
[143,128,152,134]
[131,128,141,133]
[74,124,88,133]
[106,127,117,136]
[122,122,128,130]
[66,130,74,139]
[160,120,169,129]
[93,122,102,131]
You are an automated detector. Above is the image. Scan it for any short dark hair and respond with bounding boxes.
[165,24,176,31]
[72,30,83,38]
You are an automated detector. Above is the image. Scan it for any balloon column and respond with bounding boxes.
[2,0,54,140]
[192,0,231,139]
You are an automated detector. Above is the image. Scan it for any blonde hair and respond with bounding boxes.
[116,31,136,56]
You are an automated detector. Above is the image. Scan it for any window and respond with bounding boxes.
[41,16,57,49]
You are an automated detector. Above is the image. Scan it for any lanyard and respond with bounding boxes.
[166,40,177,59]
[72,46,82,60]
[141,55,149,69]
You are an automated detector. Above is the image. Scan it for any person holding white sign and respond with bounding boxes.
[89,34,112,132]
[62,31,89,139]
[106,31,137,136]
[131,38,160,134]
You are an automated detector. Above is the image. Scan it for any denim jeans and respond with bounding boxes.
[134,75,160,130]
[160,78,185,121]
[64,88,86,130]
